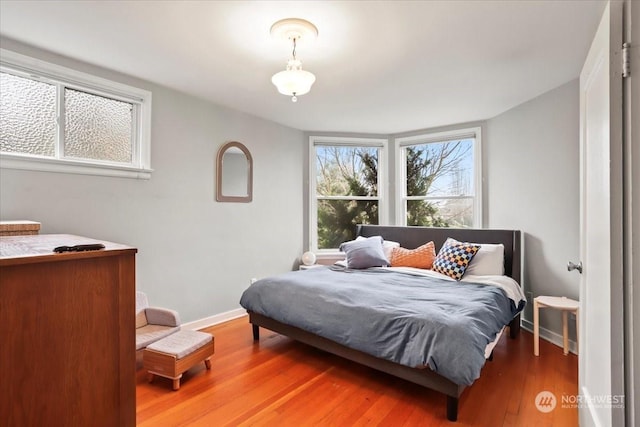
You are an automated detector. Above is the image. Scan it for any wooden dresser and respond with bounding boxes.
[0,234,137,427]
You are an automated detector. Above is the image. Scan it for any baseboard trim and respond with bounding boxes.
[182,310,578,354]
[522,319,578,355]
[182,308,247,331]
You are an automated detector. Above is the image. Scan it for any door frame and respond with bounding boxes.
[578,1,625,426]
[623,1,638,425]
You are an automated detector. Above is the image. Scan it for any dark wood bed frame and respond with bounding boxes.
[249,225,522,422]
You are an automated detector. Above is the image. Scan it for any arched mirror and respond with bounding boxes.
[216,141,253,202]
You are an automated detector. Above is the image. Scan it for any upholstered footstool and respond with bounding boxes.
[143,330,215,390]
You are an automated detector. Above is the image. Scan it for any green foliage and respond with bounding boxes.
[317,199,378,249]
[406,146,432,197]
[316,147,379,249]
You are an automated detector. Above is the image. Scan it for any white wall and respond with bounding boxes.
[0,38,304,323]
[486,79,580,342]
[0,37,587,348]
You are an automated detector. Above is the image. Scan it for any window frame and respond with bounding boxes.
[309,135,389,254]
[0,49,152,179]
[394,127,483,228]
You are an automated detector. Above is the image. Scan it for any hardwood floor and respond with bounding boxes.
[136,316,578,426]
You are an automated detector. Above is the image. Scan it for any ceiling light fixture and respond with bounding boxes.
[270,18,318,103]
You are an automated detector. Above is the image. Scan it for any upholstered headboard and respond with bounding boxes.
[355,225,521,284]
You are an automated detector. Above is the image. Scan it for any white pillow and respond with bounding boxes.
[465,242,505,276]
[356,235,400,262]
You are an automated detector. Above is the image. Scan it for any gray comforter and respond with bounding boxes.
[239,266,522,386]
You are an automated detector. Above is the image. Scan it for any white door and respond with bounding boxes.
[578,1,625,426]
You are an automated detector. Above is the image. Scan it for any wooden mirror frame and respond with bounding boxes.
[216,141,253,203]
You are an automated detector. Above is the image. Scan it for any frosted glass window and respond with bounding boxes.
[1,50,151,178]
[0,72,56,156]
[64,88,133,163]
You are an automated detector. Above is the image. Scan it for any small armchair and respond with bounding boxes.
[136,291,181,351]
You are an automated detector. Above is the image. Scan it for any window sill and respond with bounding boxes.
[1,154,153,179]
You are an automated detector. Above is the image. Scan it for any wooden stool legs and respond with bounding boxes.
[562,310,569,355]
[533,296,579,356]
[147,358,211,391]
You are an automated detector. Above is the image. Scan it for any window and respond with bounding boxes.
[0,49,152,178]
[309,136,387,252]
[396,127,481,228]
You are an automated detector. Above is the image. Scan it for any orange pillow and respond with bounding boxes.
[389,241,436,269]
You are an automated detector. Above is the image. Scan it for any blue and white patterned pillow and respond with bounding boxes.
[432,238,481,280]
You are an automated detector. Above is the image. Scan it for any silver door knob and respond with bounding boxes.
[567,261,583,274]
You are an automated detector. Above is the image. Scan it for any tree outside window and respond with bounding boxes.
[315,145,380,249]
[402,138,476,228]
[310,131,480,251]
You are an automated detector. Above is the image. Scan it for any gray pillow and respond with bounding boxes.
[339,236,389,269]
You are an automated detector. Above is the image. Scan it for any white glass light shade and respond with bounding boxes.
[271,59,316,97]
[271,69,316,96]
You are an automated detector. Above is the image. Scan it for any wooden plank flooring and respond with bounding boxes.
[136,316,578,426]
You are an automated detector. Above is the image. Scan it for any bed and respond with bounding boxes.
[240,225,524,421]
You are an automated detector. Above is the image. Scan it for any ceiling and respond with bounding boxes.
[0,1,605,134]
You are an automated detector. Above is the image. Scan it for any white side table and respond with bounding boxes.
[533,295,579,356]
[299,264,323,270]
